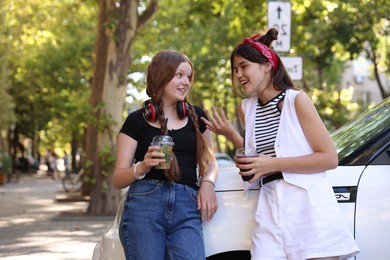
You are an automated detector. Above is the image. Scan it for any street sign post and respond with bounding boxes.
[267,1,291,52]
[280,56,302,81]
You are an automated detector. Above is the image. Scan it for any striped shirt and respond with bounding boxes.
[254,91,286,156]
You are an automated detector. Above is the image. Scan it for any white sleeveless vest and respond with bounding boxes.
[241,89,325,190]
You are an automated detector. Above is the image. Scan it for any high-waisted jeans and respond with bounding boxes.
[119,179,205,260]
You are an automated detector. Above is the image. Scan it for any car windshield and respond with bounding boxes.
[331,97,390,161]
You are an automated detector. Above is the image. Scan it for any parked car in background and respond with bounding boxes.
[214,152,235,167]
[93,97,390,260]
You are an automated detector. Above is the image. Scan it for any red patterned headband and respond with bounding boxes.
[237,34,279,71]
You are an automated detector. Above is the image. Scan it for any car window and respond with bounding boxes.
[370,142,390,165]
[217,158,234,166]
[331,97,390,163]
[215,153,235,167]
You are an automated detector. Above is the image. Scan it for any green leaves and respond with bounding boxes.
[2,0,96,149]
[2,0,388,156]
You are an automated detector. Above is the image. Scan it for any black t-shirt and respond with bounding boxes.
[120,106,208,189]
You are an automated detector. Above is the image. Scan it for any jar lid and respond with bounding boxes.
[151,135,174,146]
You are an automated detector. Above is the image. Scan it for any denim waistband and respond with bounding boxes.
[137,179,198,191]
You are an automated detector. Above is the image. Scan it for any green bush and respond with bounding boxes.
[0,150,12,176]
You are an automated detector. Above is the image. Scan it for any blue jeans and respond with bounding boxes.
[119,180,205,260]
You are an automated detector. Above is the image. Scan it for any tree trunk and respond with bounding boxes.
[70,132,80,172]
[85,0,159,215]
[366,47,388,99]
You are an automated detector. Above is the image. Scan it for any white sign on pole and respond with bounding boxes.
[280,56,303,81]
[268,1,291,52]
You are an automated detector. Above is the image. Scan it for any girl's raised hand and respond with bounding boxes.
[201,107,235,137]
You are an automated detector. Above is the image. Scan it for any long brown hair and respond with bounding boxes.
[146,50,214,181]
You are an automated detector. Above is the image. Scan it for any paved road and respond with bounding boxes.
[0,171,114,260]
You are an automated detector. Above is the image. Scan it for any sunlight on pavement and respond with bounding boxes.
[0,217,37,227]
[0,173,114,260]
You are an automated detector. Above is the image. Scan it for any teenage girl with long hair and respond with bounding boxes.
[202,28,359,260]
[113,50,218,260]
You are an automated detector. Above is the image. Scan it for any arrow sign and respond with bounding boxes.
[268,1,291,52]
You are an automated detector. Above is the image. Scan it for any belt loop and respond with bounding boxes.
[259,177,264,187]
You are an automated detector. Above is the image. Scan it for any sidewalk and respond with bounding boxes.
[0,170,114,260]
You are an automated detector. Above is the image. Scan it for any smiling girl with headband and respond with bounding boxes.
[202,28,359,260]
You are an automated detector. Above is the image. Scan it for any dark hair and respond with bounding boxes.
[230,28,296,98]
[146,50,214,181]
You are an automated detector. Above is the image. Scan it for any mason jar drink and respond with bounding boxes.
[151,135,175,170]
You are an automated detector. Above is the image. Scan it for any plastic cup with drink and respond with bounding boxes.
[235,147,257,181]
[150,135,174,170]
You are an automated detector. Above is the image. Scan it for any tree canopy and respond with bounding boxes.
[1,0,389,213]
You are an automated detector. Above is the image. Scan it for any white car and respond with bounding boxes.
[93,97,390,259]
